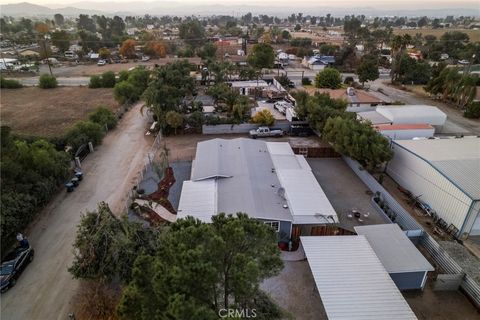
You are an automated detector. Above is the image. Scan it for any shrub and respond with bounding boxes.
[89,75,102,88]
[301,77,312,85]
[464,102,480,119]
[101,71,116,88]
[89,107,118,129]
[118,70,129,82]
[65,121,105,151]
[0,77,23,88]
[252,109,275,126]
[114,81,138,104]
[314,68,342,89]
[38,74,58,89]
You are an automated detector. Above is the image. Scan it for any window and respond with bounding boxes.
[264,221,280,232]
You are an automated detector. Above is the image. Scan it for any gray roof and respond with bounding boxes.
[356,110,392,125]
[179,138,337,223]
[190,138,292,221]
[394,138,480,200]
[355,224,434,273]
[301,236,417,320]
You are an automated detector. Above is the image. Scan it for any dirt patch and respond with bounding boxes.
[0,86,118,137]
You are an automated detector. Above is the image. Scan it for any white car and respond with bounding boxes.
[141,56,150,62]
[97,59,106,66]
[458,59,469,65]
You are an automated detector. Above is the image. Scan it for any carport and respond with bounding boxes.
[301,236,417,320]
[355,224,434,290]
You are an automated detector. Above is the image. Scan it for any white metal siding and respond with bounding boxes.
[387,145,473,231]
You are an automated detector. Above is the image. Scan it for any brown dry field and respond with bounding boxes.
[0,86,118,137]
[393,28,480,42]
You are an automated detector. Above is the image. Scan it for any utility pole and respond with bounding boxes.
[41,37,53,76]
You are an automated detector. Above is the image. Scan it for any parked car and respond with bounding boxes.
[249,127,284,139]
[1,245,34,293]
[141,55,150,62]
[97,59,106,66]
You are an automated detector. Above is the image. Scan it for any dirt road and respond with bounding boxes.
[0,102,153,320]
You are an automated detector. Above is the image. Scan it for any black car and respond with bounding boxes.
[0,246,34,292]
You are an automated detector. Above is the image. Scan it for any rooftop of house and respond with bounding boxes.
[354,224,434,273]
[304,88,385,105]
[178,138,337,224]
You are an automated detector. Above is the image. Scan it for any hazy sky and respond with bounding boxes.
[1,0,479,7]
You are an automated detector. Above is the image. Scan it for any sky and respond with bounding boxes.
[1,0,479,8]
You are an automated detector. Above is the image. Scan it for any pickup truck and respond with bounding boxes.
[249,127,284,139]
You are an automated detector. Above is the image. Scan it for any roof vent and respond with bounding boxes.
[283,204,288,209]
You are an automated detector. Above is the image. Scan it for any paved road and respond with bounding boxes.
[0,102,153,320]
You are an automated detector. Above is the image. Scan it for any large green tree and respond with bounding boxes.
[179,20,205,48]
[51,30,70,53]
[142,61,195,128]
[117,214,283,319]
[356,56,379,86]
[314,68,342,89]
[69,202,160,282]
[323,116,393,171]
[248,43,275,69]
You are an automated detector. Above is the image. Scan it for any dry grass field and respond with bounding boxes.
[0,86,118,137]
[393,28,480,42]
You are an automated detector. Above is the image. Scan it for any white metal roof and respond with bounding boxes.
[393,138,480,199]
[177,180,216,222]
[376,105,446,126]
[357,111,392,125]
[354,224,434,273]
[230,80,269,88]
[178,138,337,224]
[301,236,417,320]
[277,169,338,223]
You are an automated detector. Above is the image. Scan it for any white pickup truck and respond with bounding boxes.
[249,127,284,139]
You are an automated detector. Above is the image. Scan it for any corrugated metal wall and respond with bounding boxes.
[386,144,473,232]
[343,156,480,308]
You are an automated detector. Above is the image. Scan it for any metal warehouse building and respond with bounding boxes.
[387,138,480,239]
[355,224,434,290]
[301,236,417,320]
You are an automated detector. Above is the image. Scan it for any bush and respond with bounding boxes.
[114,81,138,104]
[118,70,129,82]
[314,68,342,89]
[251,109,275,126]
[38,74,58,89]
[301,77,312,85]
[101,71,116,88]
[65,121,105,151]
[89,75,102,88]
[464,102,480,119]
[0,77,22,88]
[89,107,118,129]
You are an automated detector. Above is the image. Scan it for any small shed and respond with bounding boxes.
[373,123,435,140]
[355,224,434,290]
[301,236,417,320]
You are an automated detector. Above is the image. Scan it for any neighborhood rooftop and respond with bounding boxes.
[393,138,480,199]
[301,236,418,320]
[354,224,434,273]
[178,138,337,223]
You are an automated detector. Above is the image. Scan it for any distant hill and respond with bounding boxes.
[0,2,106,17]
[1,1,479,18]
